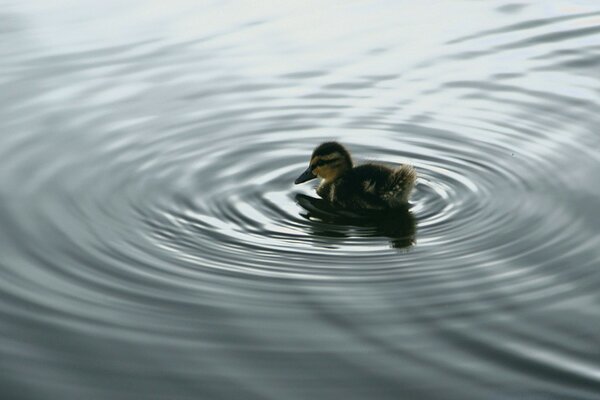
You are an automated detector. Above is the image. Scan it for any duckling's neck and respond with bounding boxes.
[316,179,333,200]
[320,168,348,184]
[316,170,348,201]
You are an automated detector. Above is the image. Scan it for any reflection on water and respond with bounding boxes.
[1,1,600,399]
[296,193,416,249]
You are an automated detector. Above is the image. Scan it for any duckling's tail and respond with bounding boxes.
[385,164,417,205]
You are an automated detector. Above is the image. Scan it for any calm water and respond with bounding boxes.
[1,1,600,399]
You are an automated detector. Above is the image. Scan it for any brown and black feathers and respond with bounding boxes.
[295,142,416,210]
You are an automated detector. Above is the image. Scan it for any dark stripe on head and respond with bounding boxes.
[313,157,339,167]
[311,141,352,167]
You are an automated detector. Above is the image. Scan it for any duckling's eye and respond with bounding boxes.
[314,158,338,168]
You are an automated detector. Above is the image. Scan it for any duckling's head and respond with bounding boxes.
[295,141,353,184]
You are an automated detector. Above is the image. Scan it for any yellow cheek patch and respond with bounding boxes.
[311,153,347,181]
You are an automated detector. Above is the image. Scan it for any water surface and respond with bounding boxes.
[1,1,600,399]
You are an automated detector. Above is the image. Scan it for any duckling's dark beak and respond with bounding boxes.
[294,166,316,184]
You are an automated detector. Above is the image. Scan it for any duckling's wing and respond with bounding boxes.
[334,168,389,210]
[336,185,388,210]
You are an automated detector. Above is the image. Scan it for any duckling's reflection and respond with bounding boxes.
[295,193,416,249]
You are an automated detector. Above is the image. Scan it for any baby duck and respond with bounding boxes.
[295,141,416,210]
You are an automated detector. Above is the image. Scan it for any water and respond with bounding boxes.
[1,1,600,399]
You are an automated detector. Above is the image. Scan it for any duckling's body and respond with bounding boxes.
[316,163,416,210]
[295,142,416,210]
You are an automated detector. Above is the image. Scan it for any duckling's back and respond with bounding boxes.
[333,163,416,209]
[382,164,417,206]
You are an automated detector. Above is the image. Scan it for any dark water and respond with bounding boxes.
[2,1,600,399]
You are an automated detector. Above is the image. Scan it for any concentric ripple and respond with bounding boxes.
[1,1,600,399]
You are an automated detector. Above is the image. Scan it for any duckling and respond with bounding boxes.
[294,141,416,210]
